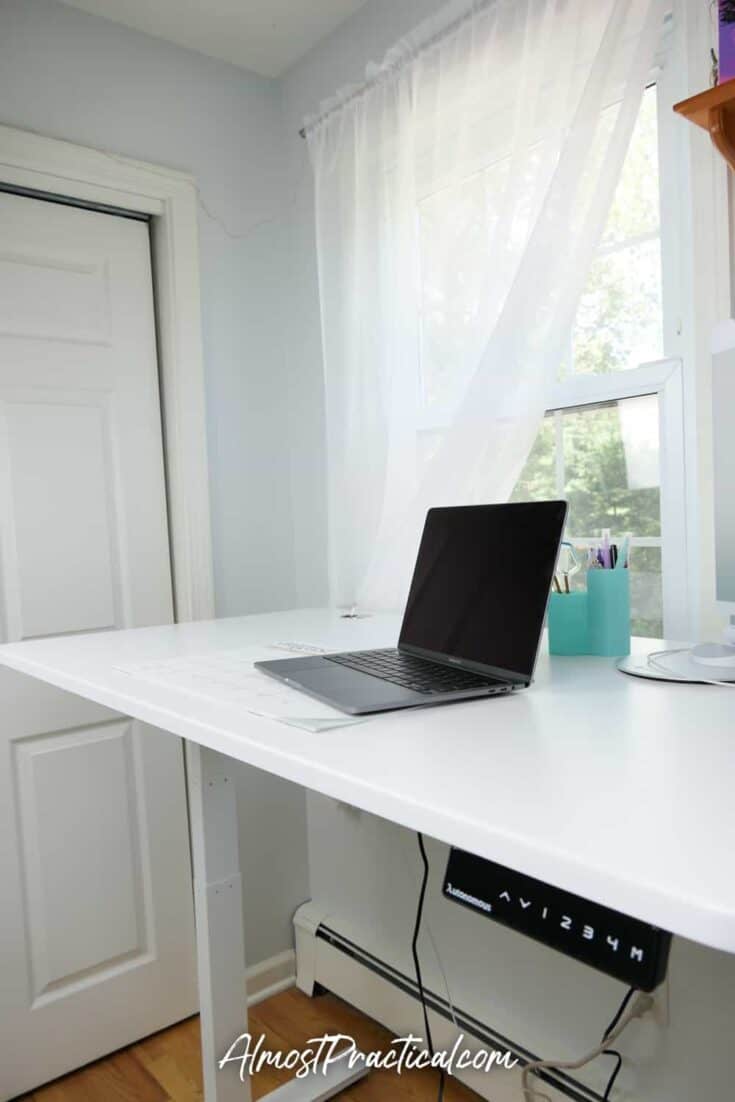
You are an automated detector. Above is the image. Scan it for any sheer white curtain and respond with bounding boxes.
[307,0,665,612]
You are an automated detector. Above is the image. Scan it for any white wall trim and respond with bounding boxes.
[294,901,331,996]
[0,123,215,622]
[246,949,297,1007]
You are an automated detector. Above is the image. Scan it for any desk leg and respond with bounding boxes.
[186,742,370,1102]
[186,742,251,1102]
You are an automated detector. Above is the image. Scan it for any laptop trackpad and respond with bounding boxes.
[296,666,423,713]
[258,657,422,714]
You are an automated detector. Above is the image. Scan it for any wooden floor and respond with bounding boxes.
[17,988,482,1102]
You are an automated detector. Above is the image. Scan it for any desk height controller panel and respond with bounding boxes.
[443,850,671,991]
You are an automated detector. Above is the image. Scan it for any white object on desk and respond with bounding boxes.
[618,646,735,683]
[114,647,365,731]
[690,642,735,667]
[2,609,735,1101]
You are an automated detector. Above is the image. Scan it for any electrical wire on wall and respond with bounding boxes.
[521,987,654,1102]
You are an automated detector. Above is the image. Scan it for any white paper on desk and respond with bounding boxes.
[113,646,366,732]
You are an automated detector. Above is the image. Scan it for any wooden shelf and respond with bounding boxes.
[674,80,735,170]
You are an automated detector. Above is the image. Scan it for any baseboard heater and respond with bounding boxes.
[294,903,609,1102]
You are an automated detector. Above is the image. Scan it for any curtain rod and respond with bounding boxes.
[298,2,672,140]
[298,0,488,139]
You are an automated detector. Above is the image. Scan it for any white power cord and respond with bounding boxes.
[521,992,654,1102]
[647,647,735,687]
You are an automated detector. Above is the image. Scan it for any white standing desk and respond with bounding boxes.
[2,608,734,1102]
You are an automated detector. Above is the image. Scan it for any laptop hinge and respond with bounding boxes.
[397,643,527,685]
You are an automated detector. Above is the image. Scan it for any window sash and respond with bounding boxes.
[417,357,688,639]
[547,357,688,639]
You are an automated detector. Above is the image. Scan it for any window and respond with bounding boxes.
[510,84,687,639]
[417,80,689,640]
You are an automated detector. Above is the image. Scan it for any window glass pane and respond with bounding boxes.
[628,546,663,638]
[512,395,663,637]
[510,416,556,503]
[562,397,660,537]
[602,84,660,246]
[571,239,663,375]
[565,85,663,377]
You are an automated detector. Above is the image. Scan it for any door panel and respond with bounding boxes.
[0,247,109,344]
[0,192,197,1100]
[14,720,147,997]
[5,397,120,638]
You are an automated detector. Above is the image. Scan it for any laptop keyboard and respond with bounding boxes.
[325,648,505,695]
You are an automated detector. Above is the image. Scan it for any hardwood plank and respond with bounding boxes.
[251,990,479,1102]
[28,1049,168,1102]
[134,1018,203,1099]
[16,988,482,1102]
[133,1026,203,1102]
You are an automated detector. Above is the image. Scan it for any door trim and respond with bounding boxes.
[0,123,214,622]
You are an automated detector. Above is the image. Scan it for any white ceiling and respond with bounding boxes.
[59,0,371,77]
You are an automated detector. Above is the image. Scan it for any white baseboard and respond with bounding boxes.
[293,903,598,1102]
[247,948,296,1007]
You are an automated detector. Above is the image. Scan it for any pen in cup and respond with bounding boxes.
[588,532,631,570]
[601,528,611,569]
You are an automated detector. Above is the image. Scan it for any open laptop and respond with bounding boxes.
[255,501,567,715]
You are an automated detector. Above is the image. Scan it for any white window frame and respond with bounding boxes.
[657,0,732,640]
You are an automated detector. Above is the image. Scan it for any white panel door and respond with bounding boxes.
[0,192,197,1099]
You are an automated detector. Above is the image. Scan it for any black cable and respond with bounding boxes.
[601,1048,623,1101]
[600,986,636,1100]
[410,851,637,1102]
[412,833,445,1102]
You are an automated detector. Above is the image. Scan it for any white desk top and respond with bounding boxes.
[2,609,733,954]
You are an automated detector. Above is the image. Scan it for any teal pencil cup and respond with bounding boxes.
[548,591,589,655]
[587,568,631,656]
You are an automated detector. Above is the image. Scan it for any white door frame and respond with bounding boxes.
[0,123,214,622]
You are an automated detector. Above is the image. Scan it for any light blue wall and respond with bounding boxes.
[0,0,308,964]
[0,0,297,618]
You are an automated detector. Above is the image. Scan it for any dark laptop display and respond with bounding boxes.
[255,501,567,715]
[399,501,567,682]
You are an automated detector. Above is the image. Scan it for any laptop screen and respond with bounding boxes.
[398,502,567,681]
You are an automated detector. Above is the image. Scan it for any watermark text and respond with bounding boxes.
[219,1032,518,1080]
